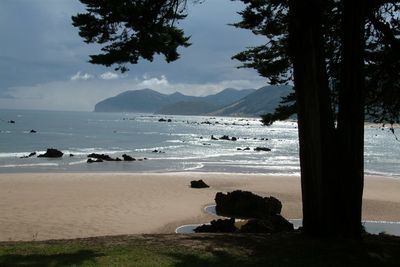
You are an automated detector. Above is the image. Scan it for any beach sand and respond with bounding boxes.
[0,172,399,241]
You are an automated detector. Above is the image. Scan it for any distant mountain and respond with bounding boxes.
[156,101,219,115]
[94,88,255,114]
[94,89,197,113]
[210,85,293,117]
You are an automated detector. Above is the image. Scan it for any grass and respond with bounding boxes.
[1,233,400,266]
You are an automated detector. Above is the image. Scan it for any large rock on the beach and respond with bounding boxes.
[194,218,237,233]
[240,215,294,233]
[87,153,115,161]
[215,190,282,219]
[37,148,63,158]
[190,179,209,189]
[122,154,136,161]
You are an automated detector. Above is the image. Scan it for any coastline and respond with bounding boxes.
[0,172,399,241]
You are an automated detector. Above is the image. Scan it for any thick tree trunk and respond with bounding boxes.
[288,0,338,236]
[336,0,366,238]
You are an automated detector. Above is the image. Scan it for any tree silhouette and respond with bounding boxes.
[72,0,400,238]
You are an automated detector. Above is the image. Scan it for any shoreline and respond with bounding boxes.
[0,172,400,241]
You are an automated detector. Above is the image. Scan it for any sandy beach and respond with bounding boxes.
[0,172,399,241]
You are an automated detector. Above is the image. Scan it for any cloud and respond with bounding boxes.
[100,71,121,80]
[70,72,94,81]
[139,75,169,88]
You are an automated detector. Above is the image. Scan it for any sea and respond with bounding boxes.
[1,109,399,177]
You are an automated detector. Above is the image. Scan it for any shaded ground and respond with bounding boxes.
[1,232,400,266]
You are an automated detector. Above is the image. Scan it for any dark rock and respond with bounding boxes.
[167,119,172,122]
[158,118,167,122]
[152,150,159,153]
[254,147,271,152]
[38,148,63,158]
[115,157,122,161]
[87,158,103,163]
[231,137,237,141]
[8,120,15,124]
[190,179,210,189]
[219,135,230,140]
[240,215,294,233]
[211,135,218,140]
[30,129,37,133]
[243,147,251,151]
[28,152,36,157]
[69,154,74,157]
[237,148,242,151]
[87,153,115,161]
[144,158,148,160]
[194,218,237,233]
[215,190,282,219]
[122,154,136,161]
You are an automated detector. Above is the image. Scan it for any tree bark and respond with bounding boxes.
[336,0,366,238]
[288,0,338,236]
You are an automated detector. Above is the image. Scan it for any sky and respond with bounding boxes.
[0,0,267,111]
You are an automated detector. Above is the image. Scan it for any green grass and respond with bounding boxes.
[1,233,400,266]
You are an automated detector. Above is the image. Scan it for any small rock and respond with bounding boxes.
[122,154,136,161]
[219,135,230,140]
[231,137,237,141]
[30,129,37,133]
[211,135,218,140]
[8,120,15,124]
[158,118,167,122]
[190,179,210,189]
[87,158,103,163]
[38,148,63,158]
[254,147,271,152]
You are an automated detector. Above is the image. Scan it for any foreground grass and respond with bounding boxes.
[1,233,400,267]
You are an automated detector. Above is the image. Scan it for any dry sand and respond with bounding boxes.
[0,172,399,241]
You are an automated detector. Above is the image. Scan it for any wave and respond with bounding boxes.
[0,163,59,168]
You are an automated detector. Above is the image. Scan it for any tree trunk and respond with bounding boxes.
[288,0,339,236]
[336,0,366,238]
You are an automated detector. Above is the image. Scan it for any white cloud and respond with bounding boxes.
[100,71,121,80]
[70,71,93,81]
[139,75,169,89]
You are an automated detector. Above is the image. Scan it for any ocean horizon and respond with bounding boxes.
[1,109,399,177]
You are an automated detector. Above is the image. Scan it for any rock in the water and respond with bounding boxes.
[87,158,103,163]
[38,148,63,158]
[115,157,122,161]
[87,153,115,161]
[30,129,37,133]
[167,119,172,122]
[194,218,237,233]
[219,135,230,140]
[211,135,218,140]
[190,179,210,189]
[237,148,242,151]
[254,147,271,152]
[122,154,136,161]
[158,118,167,122]
[8,120,15,124]
[240,215,294,233]
[243,147,251,151]
[69,154,74,157]
[231,137,237,141]
[215,190,282,219]
[29,152,36,157]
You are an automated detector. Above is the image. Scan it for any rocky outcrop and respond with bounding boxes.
[87,153,115,161]
[38,148,63,158]
[122,154,136,161]
[194,218,237,233]
[190,180,210,189]
[240,215,294,233]
[215,190,282,219]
